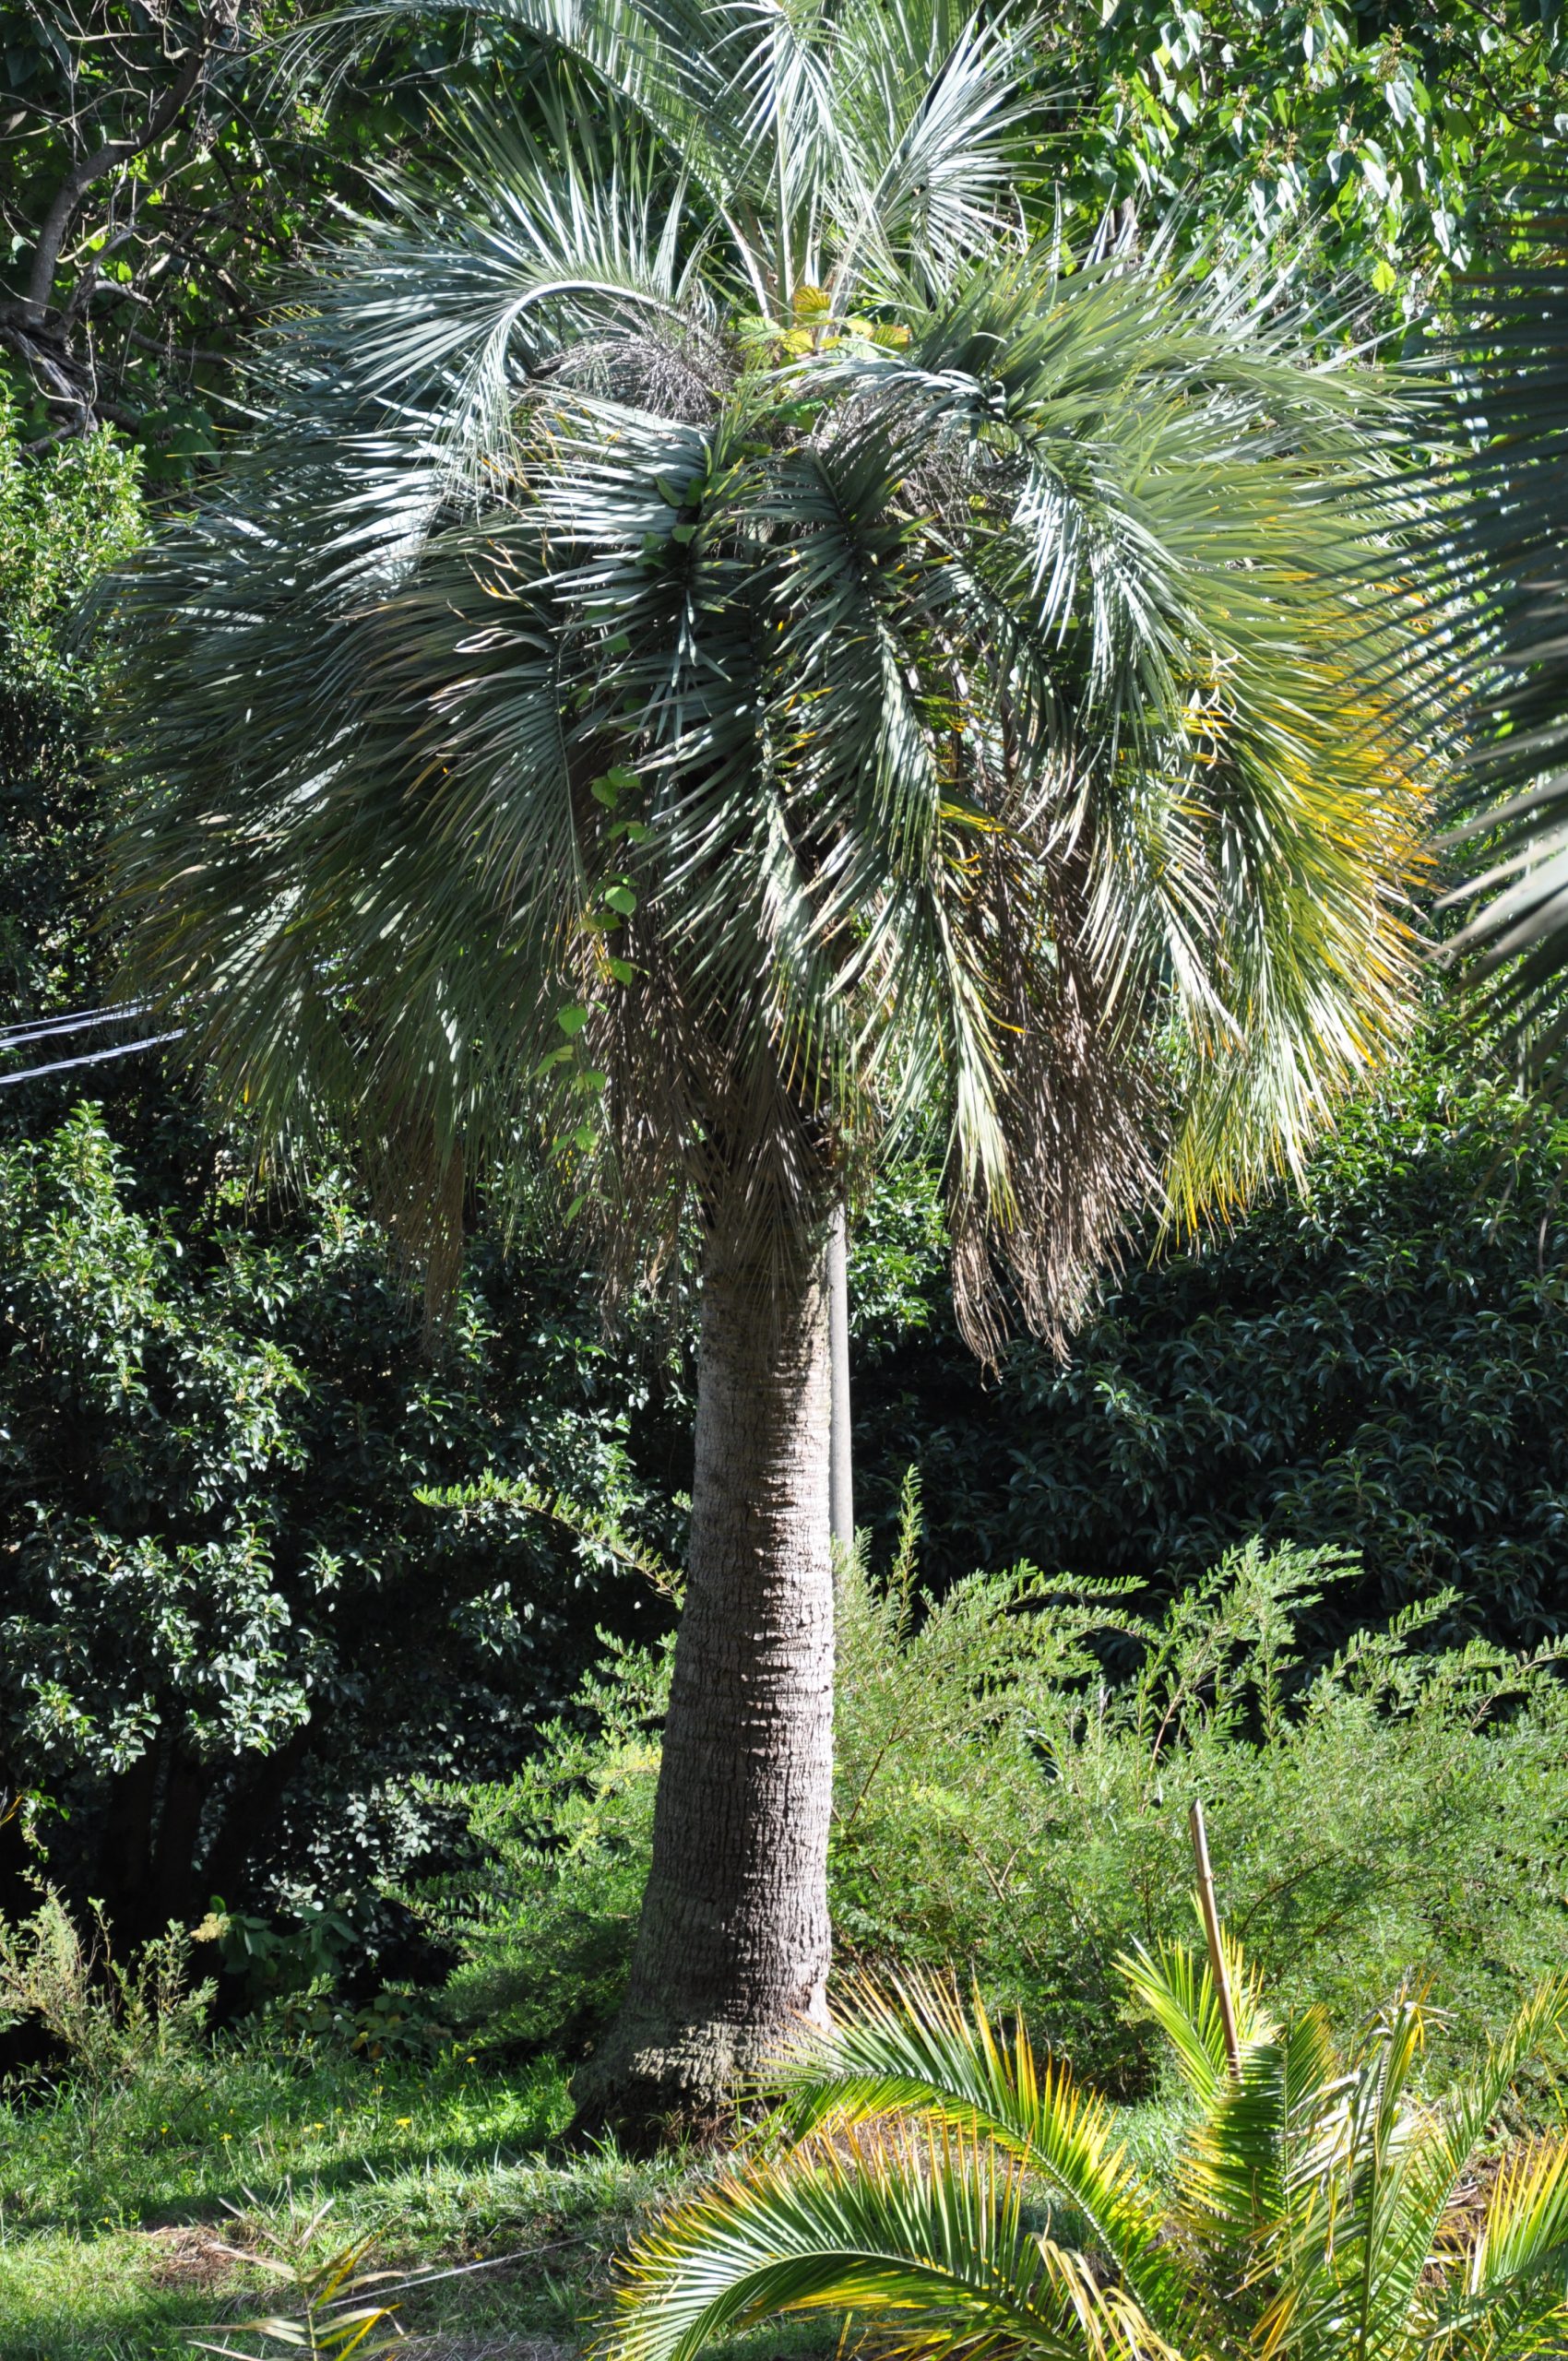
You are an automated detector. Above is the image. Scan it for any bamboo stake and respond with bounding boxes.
[1189,1798,1241,2081]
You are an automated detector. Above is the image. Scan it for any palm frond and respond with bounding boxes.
[1119,1930,1279,2106]
[1443,2134,1568,2359]
[602,2121,1178,2361]
[761,1974,1183,2329]
[1438,213,1568,1078]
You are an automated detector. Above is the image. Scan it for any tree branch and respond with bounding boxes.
[21,6,235,323]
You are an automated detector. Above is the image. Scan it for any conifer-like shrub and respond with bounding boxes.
[419,1522,1568,2091]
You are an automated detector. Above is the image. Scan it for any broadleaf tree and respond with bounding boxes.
[105,0,1446,2127]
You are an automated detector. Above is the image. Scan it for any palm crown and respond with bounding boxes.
[108,0,1441,1340]
[608,1937,1568,2361]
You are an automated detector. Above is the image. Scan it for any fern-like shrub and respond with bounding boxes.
[416,1525,1568,2090]
[410,1633,669,2053]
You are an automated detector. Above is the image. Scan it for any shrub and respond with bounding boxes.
[423,1521,1568,2089]
[0,1890,213,2093]
[0,1107,683,1962]
[830,1526,1568,2087]
[411,1633,669,2053]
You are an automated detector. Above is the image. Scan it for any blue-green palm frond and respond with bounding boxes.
[106,17,1445,1328]
[820,0,1034,303]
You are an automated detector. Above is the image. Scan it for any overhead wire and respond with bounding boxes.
[0,1030,186,1088]
[0,1001,184,1088]
[0,1002,148,1051]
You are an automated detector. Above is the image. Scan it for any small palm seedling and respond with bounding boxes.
[604,1930,1568,2361]
[188,2195,404,2360]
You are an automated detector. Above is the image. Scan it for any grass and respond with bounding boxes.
[0,2022,1196,2361]
[0,2033,682,2359]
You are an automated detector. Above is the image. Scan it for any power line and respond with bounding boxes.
[0,1030,185,1089]
[0,1002,148,1052]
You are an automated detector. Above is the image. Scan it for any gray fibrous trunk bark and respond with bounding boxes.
[576,1216,835,2135]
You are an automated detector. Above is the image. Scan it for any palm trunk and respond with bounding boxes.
[576,1214,835,2135]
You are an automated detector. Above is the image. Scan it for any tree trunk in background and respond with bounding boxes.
[576,1216,835,2136]
[827,1204,853,1553]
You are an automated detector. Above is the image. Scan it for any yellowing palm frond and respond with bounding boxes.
[606,1944,1568,2361]
[606,2121,1175,2361]
[764,1972,1184,2329]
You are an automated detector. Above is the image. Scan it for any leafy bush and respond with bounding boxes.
[0,401,141,1049]
[424,1524,1568,2091]
[831,1526,1568,2087]
[0,1104,683,1961]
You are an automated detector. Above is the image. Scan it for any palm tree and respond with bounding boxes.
[106,0,1442,2126]
[606,1940,1568,2361]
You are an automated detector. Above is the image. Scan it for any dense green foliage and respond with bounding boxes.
[0,400,685,1967]
[0,399,141,1025]
[0,1102,681,1956]
[1049,0,1568,321]
[0,1,481,461]
[421,1535,1568,2092]
[851,1032,1568,1653]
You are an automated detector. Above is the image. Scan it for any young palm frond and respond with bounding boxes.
[605,1937,1568,2361]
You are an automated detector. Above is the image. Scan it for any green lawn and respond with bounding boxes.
[0,2027,1194,2360]
[0,2038,679,2359]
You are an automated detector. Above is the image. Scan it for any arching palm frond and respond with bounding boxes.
[606,1940,1568,2361]
[611,2122,1176,2361]
[1438,218,1568,1076]
[761,1973,1184,2332]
